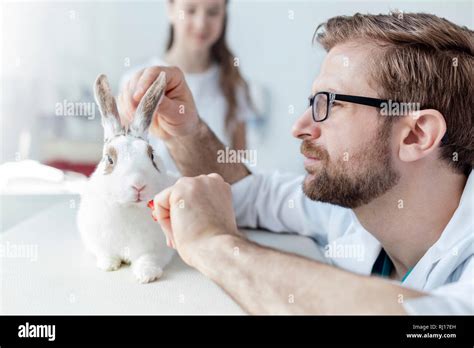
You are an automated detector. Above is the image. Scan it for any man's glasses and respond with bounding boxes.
[308,91,390,122]
[308,91,449,145]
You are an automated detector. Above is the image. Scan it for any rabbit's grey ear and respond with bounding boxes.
[129,71,166,137]
[94,74,123,141]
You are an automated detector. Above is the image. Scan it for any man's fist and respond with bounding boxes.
[152,173,241,266]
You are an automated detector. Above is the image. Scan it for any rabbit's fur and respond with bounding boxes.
[77,72,176,283]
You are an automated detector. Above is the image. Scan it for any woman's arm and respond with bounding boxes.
[232,121,247,151]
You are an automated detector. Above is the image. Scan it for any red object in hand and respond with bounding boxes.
[147,200,157,221]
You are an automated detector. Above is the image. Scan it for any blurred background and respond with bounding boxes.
[0,0,472,229]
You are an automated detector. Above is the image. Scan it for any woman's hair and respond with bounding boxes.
[314,12,473,175]
[166,0,253,140]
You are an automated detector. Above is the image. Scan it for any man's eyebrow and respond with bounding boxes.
[310,86,342,95]
[312,77,347,95]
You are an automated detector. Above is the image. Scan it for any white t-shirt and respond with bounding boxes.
[120,57,256,173]
[231,170,474,314]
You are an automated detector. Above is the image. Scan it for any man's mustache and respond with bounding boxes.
[300,140,329,161]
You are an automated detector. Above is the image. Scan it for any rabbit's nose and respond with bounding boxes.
[132,184,146,192]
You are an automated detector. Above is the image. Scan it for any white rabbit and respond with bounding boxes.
[77,72,177,283]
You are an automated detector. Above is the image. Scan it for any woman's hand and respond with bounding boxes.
[117,66,200,140]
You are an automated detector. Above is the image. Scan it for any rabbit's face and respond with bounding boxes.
[99,135,166,206]
[93,71,169,207]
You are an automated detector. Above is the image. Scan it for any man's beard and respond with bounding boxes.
[301,122,400,209]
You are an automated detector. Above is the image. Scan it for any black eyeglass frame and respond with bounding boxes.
[308,91,390,122]
[307,91,448,144]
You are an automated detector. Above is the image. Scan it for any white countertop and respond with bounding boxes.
[0,196,327,315]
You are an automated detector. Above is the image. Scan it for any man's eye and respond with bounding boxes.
[106,155,114,165]
[150,152,154,161]
[332,101,342,107]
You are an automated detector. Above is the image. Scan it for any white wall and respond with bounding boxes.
[1,0,472,173]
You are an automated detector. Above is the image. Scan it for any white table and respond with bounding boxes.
[0,196,326,314]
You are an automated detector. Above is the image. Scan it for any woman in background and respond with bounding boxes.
[121,0,255,173]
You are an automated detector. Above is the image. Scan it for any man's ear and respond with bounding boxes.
[397,109,447,163]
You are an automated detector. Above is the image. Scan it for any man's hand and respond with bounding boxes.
[117,66,199,140]
[152,173,241,267]
[119,65,249,183]
[151,173,420,314]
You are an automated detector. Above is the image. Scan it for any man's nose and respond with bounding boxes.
[291,108,322,140]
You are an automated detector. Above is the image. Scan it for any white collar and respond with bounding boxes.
[420,170,473,263]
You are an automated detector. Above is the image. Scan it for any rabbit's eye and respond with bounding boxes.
[147,145,160,172]
[103,146,117,175]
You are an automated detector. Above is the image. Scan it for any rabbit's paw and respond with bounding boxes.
[132,255,163,283]
[96,255,121,271]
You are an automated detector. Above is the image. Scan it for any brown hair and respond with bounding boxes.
[166,0,253,141]
[314,12,473,175]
